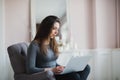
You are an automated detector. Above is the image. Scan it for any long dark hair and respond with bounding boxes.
[34,15,60,56]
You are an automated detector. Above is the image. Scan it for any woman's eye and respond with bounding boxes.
[53,27,55,29]
[53,27,57,30]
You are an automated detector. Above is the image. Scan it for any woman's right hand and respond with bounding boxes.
[52,66,65,74]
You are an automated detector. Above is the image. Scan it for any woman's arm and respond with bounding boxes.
[26,42,45,74]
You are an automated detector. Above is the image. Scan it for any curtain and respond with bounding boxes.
[68,0,120,49]
[67,0,120,80]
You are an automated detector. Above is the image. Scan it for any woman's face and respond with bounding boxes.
[50,22,60,38]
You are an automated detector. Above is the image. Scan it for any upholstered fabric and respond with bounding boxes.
[7,42,56,80]
[7,42,28,74]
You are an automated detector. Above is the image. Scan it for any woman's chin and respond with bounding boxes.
[50,35,56,39]
[50,36,54,38]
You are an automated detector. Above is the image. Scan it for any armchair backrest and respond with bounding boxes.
[7,42,29,74]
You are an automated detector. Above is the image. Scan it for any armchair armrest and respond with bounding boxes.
[14,71,56,80]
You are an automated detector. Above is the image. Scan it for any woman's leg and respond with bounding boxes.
[77,65,90,80]
[55,72,81,80]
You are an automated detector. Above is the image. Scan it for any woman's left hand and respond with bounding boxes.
[52,66,65,74]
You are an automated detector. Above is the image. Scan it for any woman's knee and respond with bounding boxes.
[80,65,91,80]
[67,72,81,80]
[85,64,90,74]
[45,70,55,80]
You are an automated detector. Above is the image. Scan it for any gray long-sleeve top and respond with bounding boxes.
[26,41,58,74]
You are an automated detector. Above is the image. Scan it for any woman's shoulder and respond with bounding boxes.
[30,40,39,47]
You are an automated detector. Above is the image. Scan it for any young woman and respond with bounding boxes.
[26,15,90,80]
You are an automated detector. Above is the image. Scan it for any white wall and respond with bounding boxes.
[112,49,120,80]
[0,0,6,80]
[5,0,30,46]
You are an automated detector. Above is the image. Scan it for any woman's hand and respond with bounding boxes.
[52,66,65,74]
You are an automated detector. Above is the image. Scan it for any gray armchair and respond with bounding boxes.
[7,42,56,80]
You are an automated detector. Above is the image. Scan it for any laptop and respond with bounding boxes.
[60,56,91,74]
